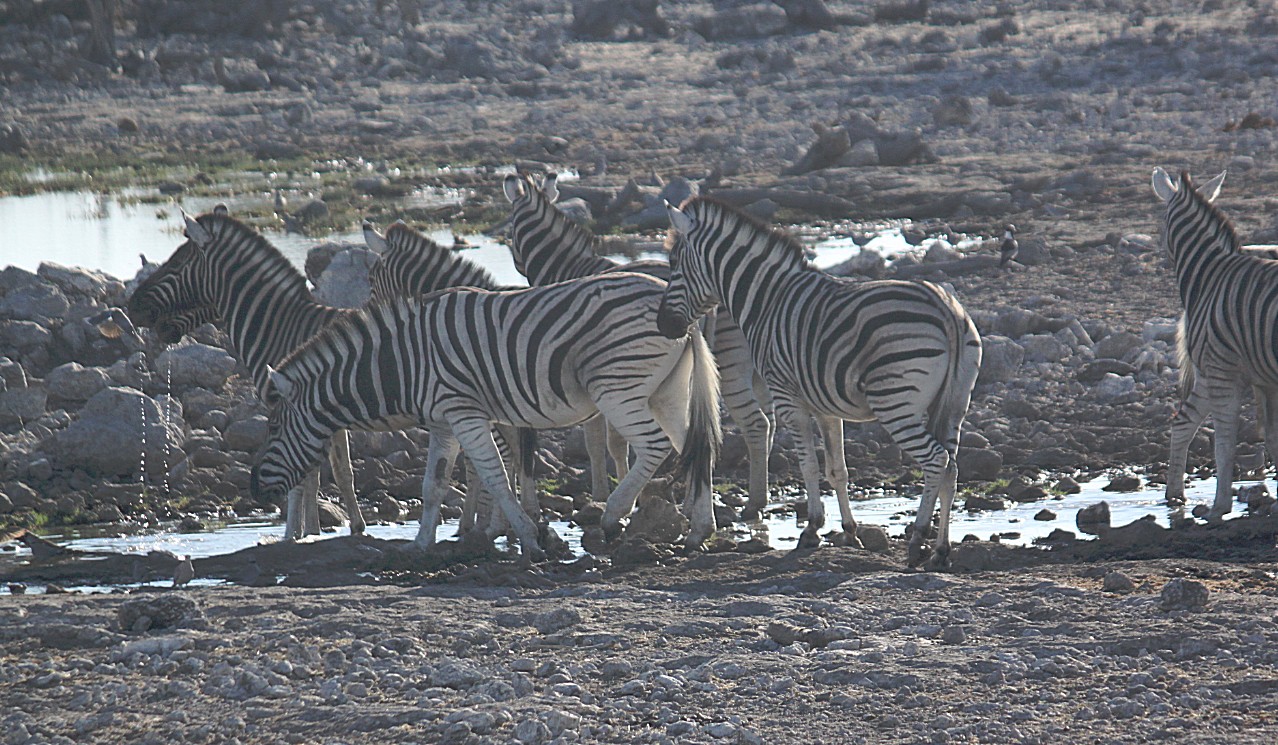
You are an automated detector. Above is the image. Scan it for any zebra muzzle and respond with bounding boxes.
[655,306,689,340]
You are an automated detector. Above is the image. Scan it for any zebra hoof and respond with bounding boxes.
[829,530,864,549]
[797,527,821,549]
[907,540,932,568]
[926,545,951,572]
[601,522,624,544]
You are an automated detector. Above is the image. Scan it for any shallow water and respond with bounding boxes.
[1,476,1256,594]
[0,189,971,285]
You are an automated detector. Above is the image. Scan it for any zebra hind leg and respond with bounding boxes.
[449,415,545,562]
[302,469,322,537]
[583,416,612,502]
[818,416,863,548]
[1206,384,1245,520]
[1167,384,1210,508]
[414,429,460,549]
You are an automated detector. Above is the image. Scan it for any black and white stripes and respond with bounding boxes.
[658,197,981,568]
[1152,167,1278,518]
[251,272,722,557]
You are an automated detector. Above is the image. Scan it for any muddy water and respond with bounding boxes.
[2,477,1257,594]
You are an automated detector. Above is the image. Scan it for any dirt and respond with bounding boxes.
[4,2,1278,742]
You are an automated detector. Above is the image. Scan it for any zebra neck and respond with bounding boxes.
[513,207,614,284]
[216,282,340,393]
[711,251,814,336]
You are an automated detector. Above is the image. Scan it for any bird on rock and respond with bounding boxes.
[999,224,1019,269]
[173,555,194,588]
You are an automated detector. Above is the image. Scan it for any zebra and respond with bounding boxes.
[363,219,538,537]
[1153,167,1278,516]
[503,173,776,521]
[127,207,369,540]
[657,197,982,568]
[251,272,722,559]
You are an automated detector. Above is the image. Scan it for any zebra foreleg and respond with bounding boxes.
[717,338,774,521]
[302,469,322,537]
[818,416,862,548]
[328,430,365,535]
[414,429,459,549]
[776,401,825,549]
[1207,383,1245,520]
[1167,384,1210,507]
[449,416,544,562]
[284,484,305,540]
[607,424,630,483]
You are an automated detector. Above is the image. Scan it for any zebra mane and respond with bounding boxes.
[520,174,602,261]
[384,221,501,289]
[677,196,811,267]
[1175,170,1241,252]
[199,212,313,298]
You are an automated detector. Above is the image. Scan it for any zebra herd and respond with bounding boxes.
[121,167,1259,570]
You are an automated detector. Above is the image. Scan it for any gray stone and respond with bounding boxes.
[532,607,583,634]
[827,248,885,278]
[958,447,1003,482]
[312,246,376,308]
[1095,373,1137,404]
[429,658,486,689]
[1076,501,1111,535]
[37,263,120,298]
[117,594,204,632]
[1103,570,1136,594]
[47,387,184,477]
[1160,578,1209,611]
[45,362,111,403]
[1021,334,1070,363]
[0,385,46,425]
[223,416,269,452]
[156,343,237,391]
[318,500,347,528]
[1142,317,1179,344]
[1,319,53,350]
[621,493,688,544]
[856,525,891,553]
[514,718,552,745]
[978,335,1024,384]
[0,279,69,321]
[1094,331,1143,362]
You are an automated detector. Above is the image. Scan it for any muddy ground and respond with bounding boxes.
[4,1,1278,742]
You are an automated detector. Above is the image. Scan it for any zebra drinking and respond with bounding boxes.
[126,208,368,540]
[504,173,775,521]
[657,198,981,568]
[252,272,722,558]
[1152,168,1278,518]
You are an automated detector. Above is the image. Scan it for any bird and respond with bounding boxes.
[172,555,194,588]
[999,224,1019,268]
[85,307,143,346]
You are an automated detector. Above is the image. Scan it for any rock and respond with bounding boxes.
[693,4,788,41]
[37,263,120,297]
[978,335,1024,384]
[47,387,184,477]
[1241,484,1275,514]
[1160,578,1209,611]
[156,343,237,391]
[964,494,1005,511]
[856,525,890,553]
[874,129,937,166]
[1076,501,1111,535]
[377,495,404,521]
[1094,331,1143,362]
[941,626,967,645]
[1021,334,1069,363]
[318,500,348,529]
[1034,508,1056,521]
[621,493,688,545]
[0,277,69,322]
[532,608,582,634]
[0,319,53,350]
[1103,570,1136,594]
[827,248,885,278]
[514,718,552,744]
[1054,476,1081,494]
[932,95,976,127]
[223,415,269,452]
[1103,473,1141,492]
[312,246,376,308]
[1095,373,1138,404]
[1141,317,1179,344]
[958,447,1003,482]
[0,385,47,426]
[117,594,204,633]
[1076,359,1137,383]
[0,122,29,154]
[429,658,486,689]
[45,362,111,403]
[612,537,673,566]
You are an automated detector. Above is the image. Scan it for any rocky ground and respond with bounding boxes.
[3,1,1278,741]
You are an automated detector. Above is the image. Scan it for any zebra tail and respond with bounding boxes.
[927,295,982,454]
[675,327,722,492]
[1174,314,1195,401]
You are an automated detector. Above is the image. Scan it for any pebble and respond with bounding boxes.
[1160,578,1210,611]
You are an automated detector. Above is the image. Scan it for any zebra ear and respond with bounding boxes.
[502,174,524,203]
[1201,170,1226,203]
[1151,167,1178,202]
[542,173,559,203]
[212,204,229,217]
[363,220,389,254]
[665,201,694,235]
[267,366,296,403]
[182,211,213,247]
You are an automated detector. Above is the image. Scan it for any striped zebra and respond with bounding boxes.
[503,174,776,521]
[657,198,982,568]
[1153,168,1278,517]
[251,272,722,558]
[363,219,537,536]
[127,208,368,540]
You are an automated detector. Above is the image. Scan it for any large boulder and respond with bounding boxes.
[37,263,122,299]
[45,362,112,404]
[311,247,376,308]
[0,384,47,426]
[155,343,238,391]
[0,320,52,351]
[978,335,1024,384]
[0,277,70,322]
[46,387,185,478]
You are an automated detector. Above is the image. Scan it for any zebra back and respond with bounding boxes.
[504,173,616,285]
[127,211,350,395]
[366,220,507,299]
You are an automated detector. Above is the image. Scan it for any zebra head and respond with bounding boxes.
[127,209,227,344]
[1151,167,1226,204]
[502,172,571,281]
[656,199,720,340]
[251,364,328,508]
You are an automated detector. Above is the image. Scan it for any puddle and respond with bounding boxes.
[1,477,1254,594]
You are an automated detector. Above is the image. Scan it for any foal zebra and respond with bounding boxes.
[251,273,722,558]
[503,173,776,521]
[127,209,367,539]
[658,198,981,568]
[1153,168,1278,517]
